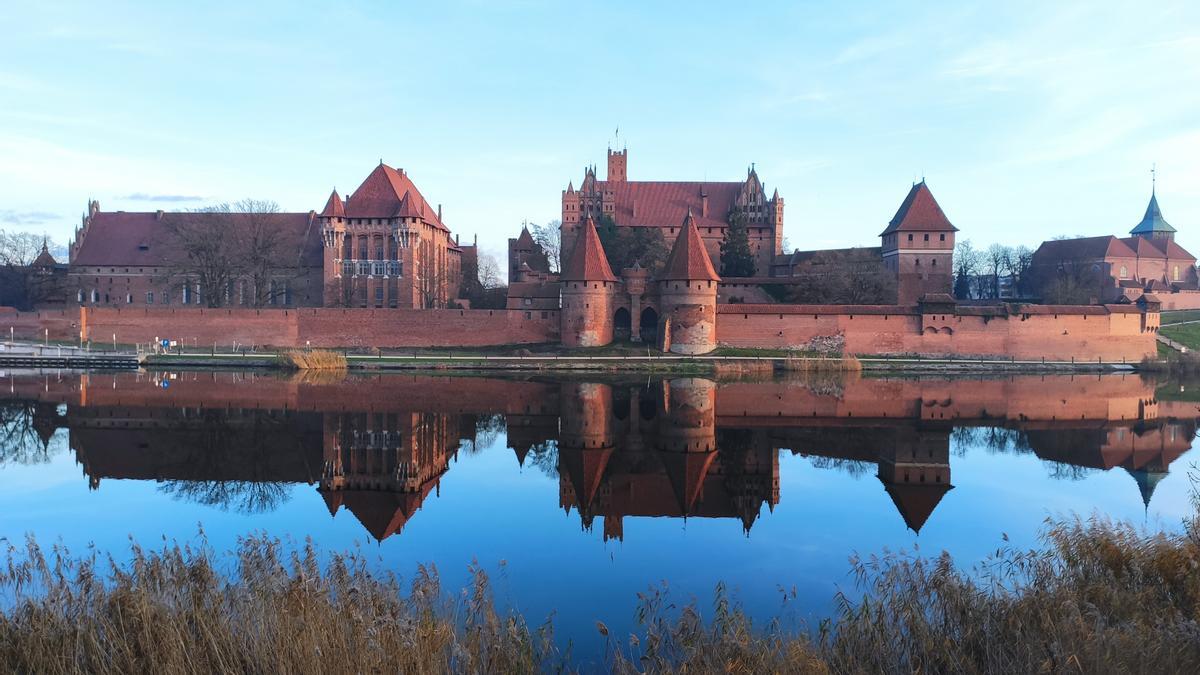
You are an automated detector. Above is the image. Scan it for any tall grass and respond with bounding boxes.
[779,355,862,373]
[280,349,348,371]
[3,491,1199,673]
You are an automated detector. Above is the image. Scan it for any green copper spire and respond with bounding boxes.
[1130,167,1176,236]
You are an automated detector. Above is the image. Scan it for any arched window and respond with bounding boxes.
[1174,265,1181,281]
[1120,265,1128,279]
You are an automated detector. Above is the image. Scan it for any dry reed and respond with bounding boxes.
[3,491,1200,674]
[280,349,348,371]
[779,355,862,373]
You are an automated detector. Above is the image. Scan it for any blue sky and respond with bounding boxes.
[1,1,1198,267]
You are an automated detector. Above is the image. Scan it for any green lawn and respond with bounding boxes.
[1160,310,1200,325]
[1159,322,1200,349]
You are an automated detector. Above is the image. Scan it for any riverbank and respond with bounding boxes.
[3,502,1197,674]
[136,351,1139,374]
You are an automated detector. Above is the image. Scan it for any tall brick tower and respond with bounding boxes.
[560,215,618,347]
[655,377,718,517]
[880,181,957,304]
[657,209,720,354]
[607,147,627,182]
[558,382,615,531]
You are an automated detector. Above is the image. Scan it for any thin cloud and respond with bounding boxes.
[119,193,205,202]
[0,209,60,225]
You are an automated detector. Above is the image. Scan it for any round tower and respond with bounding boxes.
[560,216,618,347]
[657,209,720,354]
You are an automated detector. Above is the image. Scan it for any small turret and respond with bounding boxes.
[560,216,618,347]
[656,210,720,354]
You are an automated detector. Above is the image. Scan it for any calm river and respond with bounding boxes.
[1,369,1196,652]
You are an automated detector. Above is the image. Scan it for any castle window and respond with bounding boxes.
[343,260,353,276]
[1174,265,1181,281]
[375,287,384,305]
[162,292,169,305]
[146,291,154,304]
[358,261,370,275]
[939,234,945,241]
[931,259,937,267]
[908,234,913,242]
[373,262,385,276]
[1120,265,1128,279]
[77,290,84,303]
[923,234,929,242]
[523,298,532,306]
[916,259,921,266]
[182,285,191,304]
[389,261,402,276]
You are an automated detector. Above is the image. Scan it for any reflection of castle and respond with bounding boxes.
[318,411,459,540]
[6,372,1195,542]
[556,379,780,541]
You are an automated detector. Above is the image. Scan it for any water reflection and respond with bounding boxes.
[1,371,1194,541]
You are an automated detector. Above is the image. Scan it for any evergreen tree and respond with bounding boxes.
[720,211,756,277]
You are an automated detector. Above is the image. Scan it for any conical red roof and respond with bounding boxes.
[882,481,953,533]
[561,216,617,282]
[880,181,957,236]
[515,226,536,249]
[660,209,719,281]
[320,189,345,218]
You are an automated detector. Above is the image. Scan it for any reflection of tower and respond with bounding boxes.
[656,378,718,518]
[558,383,615,531]
[319,411,455,541]
[878,427,953,533]
[717,428,781,534]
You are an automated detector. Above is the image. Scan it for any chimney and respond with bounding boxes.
[438,203,442,221]
[155,210,164,220]
[455,234,459,245]
[701,189,709,218]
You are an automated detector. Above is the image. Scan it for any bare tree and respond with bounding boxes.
[162,208,241,307]
[530,221,561,273]
[984,244,1013,299]
[416,240,452,308]
[781,249,896,304]
[477,253,502,289]
[954,240,982,299]
[234,199,292,307]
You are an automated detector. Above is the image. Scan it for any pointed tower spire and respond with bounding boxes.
[320,189,345,218]
[660,209,720,281]
[561,216,617,282]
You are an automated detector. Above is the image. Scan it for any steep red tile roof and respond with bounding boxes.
[320,189,345,218]
[560,216,617,282]
[1032,235,1137,262]
[343,163,449,232]
[72,211,323,268]
[600,180,747,231]
[659,210,720,282]
[880,181,957,235]
[1119,236,1196,261]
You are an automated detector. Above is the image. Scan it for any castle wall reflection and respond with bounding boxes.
[3,371,1193,542]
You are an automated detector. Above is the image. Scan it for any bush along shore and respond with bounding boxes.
[3,495,1200,674]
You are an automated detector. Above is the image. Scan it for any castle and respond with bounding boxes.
[66,162,473,311]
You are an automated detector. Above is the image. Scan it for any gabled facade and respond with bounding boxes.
[320,163,463,308]
[1030,186,1197,304]
[560,146,783,275]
